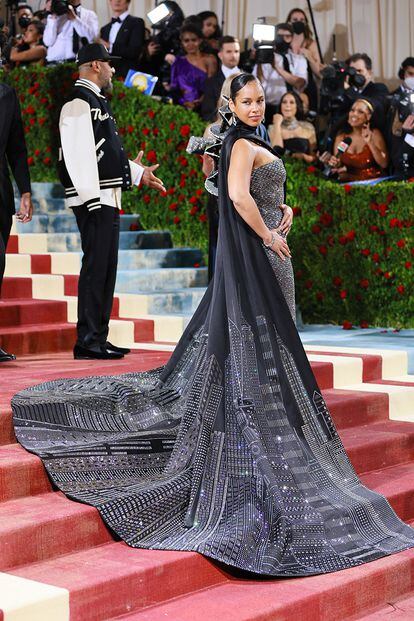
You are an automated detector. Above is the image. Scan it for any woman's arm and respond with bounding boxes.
[205,54,218,77]
[268,113,284,149]
[10,45,46,63]
[364,127,389,169]
[228,139,291,260]
[302,41,323,78]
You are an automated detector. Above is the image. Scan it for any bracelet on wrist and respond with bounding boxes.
[263,232,276,249]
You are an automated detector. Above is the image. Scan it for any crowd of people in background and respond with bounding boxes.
[1,0,414,181]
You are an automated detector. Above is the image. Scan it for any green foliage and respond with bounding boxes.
[2,65,413,327]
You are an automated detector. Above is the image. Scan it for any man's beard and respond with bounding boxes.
[101,80,113,96]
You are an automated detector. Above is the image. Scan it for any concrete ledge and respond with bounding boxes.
[0,573,69,621]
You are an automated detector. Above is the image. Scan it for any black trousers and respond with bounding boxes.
[73,205,120,347]
[0,209,13,297]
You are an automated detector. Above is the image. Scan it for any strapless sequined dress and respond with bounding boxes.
[12,145,414,578]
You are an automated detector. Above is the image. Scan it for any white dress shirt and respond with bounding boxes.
[108,10,129,53]
[221,64,241,79]
[253,51,308,105]
[60,80,144,210]
[44,6,99,62]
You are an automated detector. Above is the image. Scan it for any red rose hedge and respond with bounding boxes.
[2,65,413,328]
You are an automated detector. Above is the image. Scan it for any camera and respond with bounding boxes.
[391,91,414,124]
[51,0,70,16]
[319,61,366,118]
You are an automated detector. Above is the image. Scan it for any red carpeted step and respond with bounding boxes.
[307,350,383,383]
[353,591,414,619]
[0,322,76,355]
[133,318,154,342]
[104,548,414,621]
[0,444,52,502]
[323,388,389,429]
[1,277,33,299]
[341,421,414,474]
[5,235,18,254]
[10,542,228,621]
[110,297,120,318]
[30,254,52,274]
[0,405,14,446]
[360,462,414,521]
[0,492,113,571]
[311,361,333,389]
[63,274,78,296]
[0,299,67,327]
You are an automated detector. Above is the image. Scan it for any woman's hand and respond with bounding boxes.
[263,229,292,261]
[362,123,373,144]
[273,113,284,127]
[277,205,293,235]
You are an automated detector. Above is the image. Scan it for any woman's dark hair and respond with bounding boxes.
[197,11,222,39]
[27,19,44,37]
[279,91,305,121]
[286,7,313,41]
[230,73,261,101]
[180,21,203,40]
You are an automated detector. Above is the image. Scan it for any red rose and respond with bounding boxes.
[319,212,333,226]
[119,127,126,135]
[194,263,200,268]
[339,289,347,299]
[360,321,369,329]
[179,180,186,188]
[311,224,321,234]
[153,127,159,136]
[308,185,318,194]
[389,218,402,228]
[327,235,334,246]
[338,236,347,245]
[372,253,380,263]
[196,188,204,196]
[34,149,40,156]
[306,165,316,174]
[333,276,342,287]
[129,223,139,231]
[169,122,175,130]
[27,156,34,166]
[43,157,51,165]
[173,216,180,224]
[167,187,175,195]
[148,110,155,119]
[127,125,134,133]
[189,206,198,216]
[318,245,328,256]
[142,127,150,135]
[305,279,313,289]
[359,279,369,289]
[168,202,178,211]
[71,71,79,80]
[180,124,191,137]
[189,196,198,204]
[143,194,151,204]
[29,118,35,126]
[405,261,412,269]
[370,201,378,211]
[316,292,324,301]
[343,184,352,193]
[146,149,157,163]
[26,105,35,115]
[396,284,405,295]
[386,191,396,203]
[40,97,48,104]
[118,92,126,100]
[161,190,167,197]
[397,239,406,248]
[45,146,51,153]
[199,214,208,223]
[179,157,188,167]
[38,117,46,126]
[296,270,303,279]
[346,230,356,241]
[378,203,388,217]
[361,248,370,256]
[342,320,353,330]
[292,206,302,216]
[384,271,391,279]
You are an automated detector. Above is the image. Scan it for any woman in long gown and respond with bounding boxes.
[12,74,414,577]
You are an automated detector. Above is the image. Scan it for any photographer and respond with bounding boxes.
[344,53,389,130]
[43,0,98,64]
[253,23,307,126]
[99,0,145,79]
[387,57,414,178]
[16,4,34,34]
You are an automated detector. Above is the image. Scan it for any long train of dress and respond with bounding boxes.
[12,126,414,577]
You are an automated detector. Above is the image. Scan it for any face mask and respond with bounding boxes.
[18,16,31,29]
[275,36,290,55]
[292,21,306,35]
[404,77,414,90]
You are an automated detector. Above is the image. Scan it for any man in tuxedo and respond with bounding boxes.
[99,0,145,79]
[0,83,33,362]
[201,36,241,121]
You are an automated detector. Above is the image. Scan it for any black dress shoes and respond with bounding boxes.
[73,343,124,360]
[105,341,131,355]
[0,347,16,362]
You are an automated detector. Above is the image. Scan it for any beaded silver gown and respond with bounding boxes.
[12,153,414,577]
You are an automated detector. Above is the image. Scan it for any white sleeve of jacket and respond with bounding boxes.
[129,160,144,186]
[60,98,101,211]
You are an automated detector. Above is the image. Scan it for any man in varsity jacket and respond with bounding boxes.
[59,43,165,360]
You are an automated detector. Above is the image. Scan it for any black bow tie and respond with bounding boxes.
[111,17,121,24]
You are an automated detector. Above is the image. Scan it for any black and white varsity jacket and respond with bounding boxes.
[58,78,141,211]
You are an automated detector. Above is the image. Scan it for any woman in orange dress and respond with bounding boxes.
[328,98,389,181]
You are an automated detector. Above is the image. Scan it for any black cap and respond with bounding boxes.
[76,43,120,65]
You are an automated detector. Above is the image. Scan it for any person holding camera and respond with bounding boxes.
[325,98,389,182]
[9,20,46,67]
[387,57,414,178]
[16,3,34,34]
[43,0,98,64]
[344,53,389,129]
[99,0,145,79]
[58,43,165,360]
[253,23,307,127]
[0,83,33,362]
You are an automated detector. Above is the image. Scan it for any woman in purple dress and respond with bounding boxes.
[170,23,217,111]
